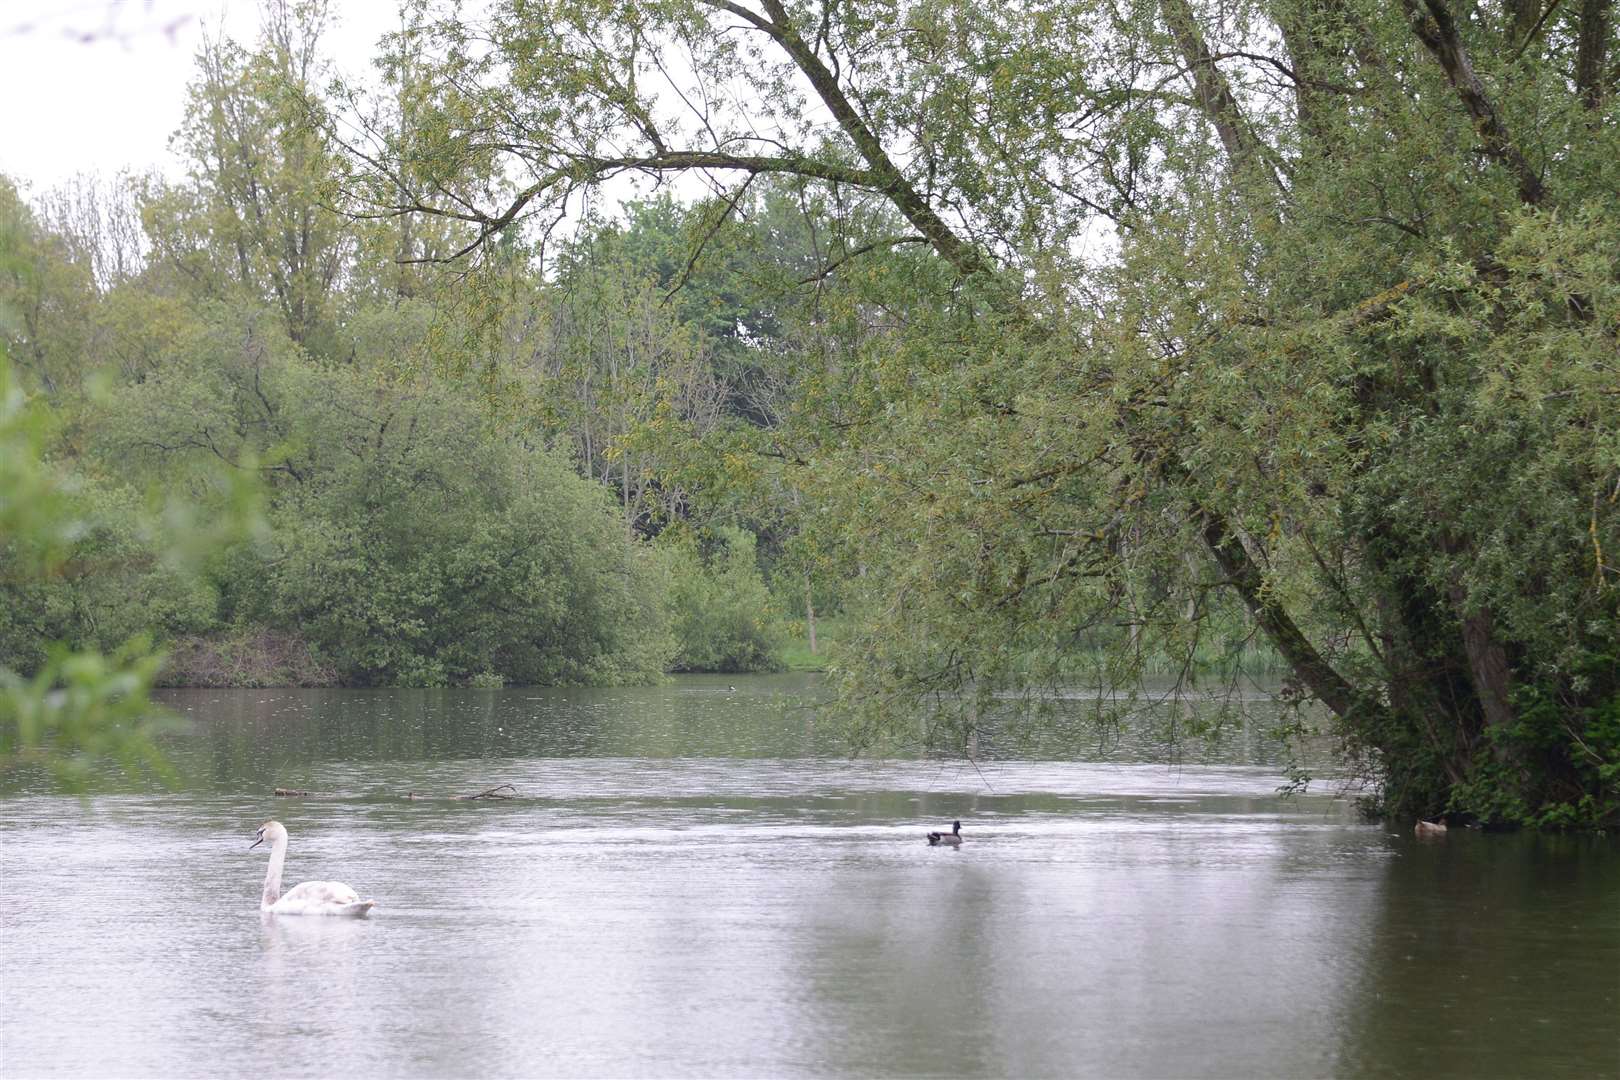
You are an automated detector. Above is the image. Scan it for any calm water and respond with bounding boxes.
[2,676,1616,1078]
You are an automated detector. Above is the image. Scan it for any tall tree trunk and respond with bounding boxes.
[1576,0,1614,109]
[1272,0,1338,146]
[1403,0,1546,205]
[805,574,818,656]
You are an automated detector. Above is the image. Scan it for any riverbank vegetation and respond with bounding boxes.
[3,0,1616,826]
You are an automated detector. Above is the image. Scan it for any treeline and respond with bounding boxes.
[0,13,815,687]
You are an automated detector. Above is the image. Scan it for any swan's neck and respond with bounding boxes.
[261,835,287,909]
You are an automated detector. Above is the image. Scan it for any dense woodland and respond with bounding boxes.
[2,0,1617,827]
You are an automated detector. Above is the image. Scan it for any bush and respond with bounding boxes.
[89,345,677,687]
[1446,652,1620,830]
[249,370,675,686]
[663,526,786,673]
[0,475,219,670]
[158,630,336,688]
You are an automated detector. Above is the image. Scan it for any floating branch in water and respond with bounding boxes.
[404,783,518,801]
[273,783,519,800]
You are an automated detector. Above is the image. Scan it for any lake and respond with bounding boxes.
[2,675,1616,1078]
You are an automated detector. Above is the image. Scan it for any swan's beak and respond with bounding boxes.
[249,834,264,850]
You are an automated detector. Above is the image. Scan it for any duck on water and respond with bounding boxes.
[251,820,377,916]
[927,821,964,847]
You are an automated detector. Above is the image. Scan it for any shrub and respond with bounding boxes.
[663,526,786,673]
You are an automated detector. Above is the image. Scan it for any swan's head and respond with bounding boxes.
[250,820,288,850]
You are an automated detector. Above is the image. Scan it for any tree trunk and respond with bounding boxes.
[1272,0,1340,147]
[1450,584,1516,738]
[1160,0,1283,191]
[1200,507,1371,723]
[1402,0,1546,206]
[1576,0,1614,110]
[805,574,818,656]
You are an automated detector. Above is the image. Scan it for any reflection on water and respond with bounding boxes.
[1,678,1616,1078]
[150,674,1312,791]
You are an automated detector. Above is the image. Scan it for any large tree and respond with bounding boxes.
[144,0,353,356]
[343,0,1618,825]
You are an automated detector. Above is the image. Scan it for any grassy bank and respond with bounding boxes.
[780,615,852,672]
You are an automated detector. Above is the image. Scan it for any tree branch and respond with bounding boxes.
[796,234,928,285]
[1402,0,1546,205]
[1158,0,1284,193]
[664,174,757,304]
[1199,505,1376,722]
[721,0,986,277]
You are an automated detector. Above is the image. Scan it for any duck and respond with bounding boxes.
[927,820,963,847]
[250,820,377,916]
[1414,818,1448,838]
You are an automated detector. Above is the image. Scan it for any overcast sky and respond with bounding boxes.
[0,0,400,193]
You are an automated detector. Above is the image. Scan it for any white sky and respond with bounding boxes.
[0,0,401,193]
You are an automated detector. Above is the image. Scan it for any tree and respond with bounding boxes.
[34,171,149,293]
[347,0,1620,826]
[93,335,675,687]
[0,177,98,401]
[523,240,726,534]
[143,0,352,356]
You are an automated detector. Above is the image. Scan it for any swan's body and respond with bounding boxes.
[1415,818,1447,838]
[927,820,963,847]
[251,820,376,916]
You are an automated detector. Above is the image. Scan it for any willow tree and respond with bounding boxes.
[342,0,1619,825]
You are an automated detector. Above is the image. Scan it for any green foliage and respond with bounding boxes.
[662,526,786,673]
[97,348,675,687]
[0,477,221,672]
[523,243,723,534]
[0,640,176,792]
[0,354,191,789]
[0,177,98,403]
[144,5,352,354]
[8,0,1618,829]
[1446,653,1620,830]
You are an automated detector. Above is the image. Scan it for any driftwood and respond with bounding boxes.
[272,783,518,800]
[404,783,518,801]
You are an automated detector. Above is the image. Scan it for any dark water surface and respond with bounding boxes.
[2,677,1616,1078]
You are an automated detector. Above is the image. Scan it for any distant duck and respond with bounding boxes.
[1415,818,1448,838]
[728,685,737,692]
[927,820,963,847]
[251,820,377,916]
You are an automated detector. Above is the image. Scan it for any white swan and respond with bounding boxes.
[250,820,377,916]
